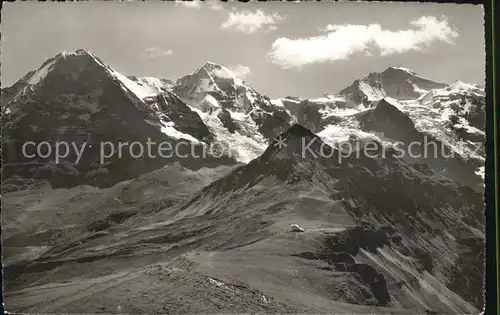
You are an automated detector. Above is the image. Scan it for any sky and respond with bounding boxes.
[1,1,485,98]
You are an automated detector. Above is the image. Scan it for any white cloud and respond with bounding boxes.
[175,1,202,9]
[221,9,283,34]
[142,47,174,59]
[229,65,251,79]
[268,16,458,68]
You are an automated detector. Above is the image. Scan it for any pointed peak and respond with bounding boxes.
[19,48,121,91]
[192,61,225,74]
[57,48,95,59]
[200,61,233,76]
[44,49,104,69]
[257,123,336,164]
[365,97,401,110]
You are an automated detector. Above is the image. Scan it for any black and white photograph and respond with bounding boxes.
[1,1,488,314]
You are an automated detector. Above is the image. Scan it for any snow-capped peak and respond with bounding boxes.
[27,49,97,86]
[385,66,419,75]
[203,61,224,68]
[334,66,448,107]
[174,60,256,111]
[447,81,482,92]
[381,66,433,82]
[60,48,92,58]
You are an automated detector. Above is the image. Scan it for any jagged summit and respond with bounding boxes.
[1,49,115,106]
[256,123,330,164]
[383,66,419,75]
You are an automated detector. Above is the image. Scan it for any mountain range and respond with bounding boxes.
[1,48,485,314]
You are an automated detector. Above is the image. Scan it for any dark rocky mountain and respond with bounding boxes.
[353,99,483,190]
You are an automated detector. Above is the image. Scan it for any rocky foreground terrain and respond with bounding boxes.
[1,49,485,313]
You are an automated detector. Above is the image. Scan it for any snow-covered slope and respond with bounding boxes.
[127,76,174,95]
[172,61,296,161]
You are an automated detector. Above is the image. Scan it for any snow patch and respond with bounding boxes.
[130,77,173,94]
[194,109,267,163]
[447,81,480,92]
[391,66,417,74]
[159,121,201,143]
[143,119,201,143]
[28,59,57,85]
[359,80,386,101]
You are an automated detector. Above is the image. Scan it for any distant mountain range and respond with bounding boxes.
[1,49,485,314]
[1,49,485,190]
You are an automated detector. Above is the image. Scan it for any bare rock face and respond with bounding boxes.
[338,67,448,106]
[189,124,483,312]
